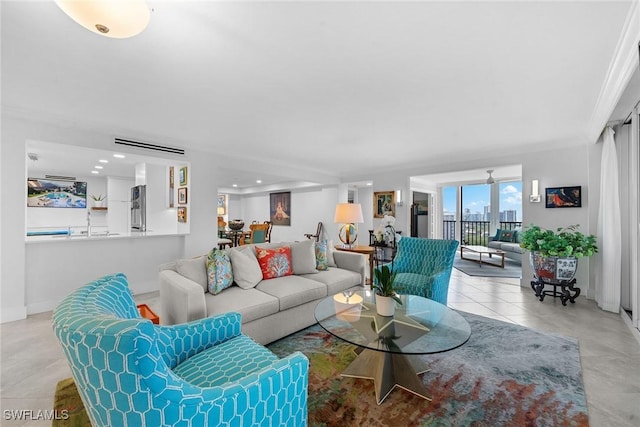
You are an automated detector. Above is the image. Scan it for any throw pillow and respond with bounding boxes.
[206,249,233,295]
[315,240,329,271]
[290,239,318,274]
[228,248,263,289]
[255,246,293,280]
[176,255,208,293]
[498,229,515,242]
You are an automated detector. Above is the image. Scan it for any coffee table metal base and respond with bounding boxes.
[342,348,431,405]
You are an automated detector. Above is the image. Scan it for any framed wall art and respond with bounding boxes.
[178,187,188,205]
[217,194,226,215]
[545,186,582,208]
[179,166,188,186]
[169,166,175,208]
[270,191,291,226]
[177,206,187,223]
[373,191,395,218]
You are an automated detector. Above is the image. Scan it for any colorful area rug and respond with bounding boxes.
[54,312,587,426]
[453,253,522,278]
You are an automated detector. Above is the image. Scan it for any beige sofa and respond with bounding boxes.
[159,240,365,344]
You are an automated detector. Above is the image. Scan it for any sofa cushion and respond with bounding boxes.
[300,267,361,296]
[206,249,233,295]
[256,246,293,279]
[314,240,329,271]
[176,255,208,293]
[326,240,337,267]
[204,287,279,323]
[255,276,327,311]
[290,239,318,274]
[228,248,263,289]
[499,242,525,254]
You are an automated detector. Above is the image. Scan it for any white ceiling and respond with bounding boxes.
[2,1,638,189]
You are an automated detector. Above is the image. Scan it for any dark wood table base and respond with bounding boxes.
[530,278,580,306]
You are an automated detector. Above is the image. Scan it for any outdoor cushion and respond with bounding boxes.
[256,276,326,311]
[204,287,279,323]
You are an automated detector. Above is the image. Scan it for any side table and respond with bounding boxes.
[334,245,375,288]
[530,278,580,306]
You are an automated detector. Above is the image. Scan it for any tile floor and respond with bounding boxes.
[1,270,639,426]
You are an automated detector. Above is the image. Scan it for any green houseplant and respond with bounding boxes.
[90,194,105,202]
[519,224,598,258]
[373,265,402,316]
[520,224,597,283]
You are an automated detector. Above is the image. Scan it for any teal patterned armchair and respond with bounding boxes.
[53,273,308,426]
[380,237,459,305]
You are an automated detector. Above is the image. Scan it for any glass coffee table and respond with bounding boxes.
[314,290,471,404]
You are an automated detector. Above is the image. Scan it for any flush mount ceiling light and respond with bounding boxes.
[486,169,496,184]
[55,0,151,39]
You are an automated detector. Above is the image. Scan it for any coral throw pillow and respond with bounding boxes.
[256,246,293,279]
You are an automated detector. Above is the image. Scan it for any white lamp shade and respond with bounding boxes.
[334,203,364,224]
[55,0,150,38]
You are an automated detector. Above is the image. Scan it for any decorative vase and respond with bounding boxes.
[228,219,244,230]
[375,294,396,316]
[529,251,578,283]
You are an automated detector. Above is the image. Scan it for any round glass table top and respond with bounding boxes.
[314,291,471,355]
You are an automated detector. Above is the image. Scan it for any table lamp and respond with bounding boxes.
[334,203,364,248]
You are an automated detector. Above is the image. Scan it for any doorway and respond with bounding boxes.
[411,192,431,238]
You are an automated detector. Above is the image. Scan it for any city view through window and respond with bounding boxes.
[442,181,522,244]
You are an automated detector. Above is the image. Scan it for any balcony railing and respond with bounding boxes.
[442,220,523,246]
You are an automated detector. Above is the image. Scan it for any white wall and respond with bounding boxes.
[1,115,220,321]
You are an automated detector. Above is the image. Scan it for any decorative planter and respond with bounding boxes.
[375,294,396,317]
[93,200,104,208]
[529,251,578,283]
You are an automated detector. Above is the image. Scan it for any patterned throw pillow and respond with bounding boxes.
[206,249,233,295]
[315,240,329,271]
[255,246,293,280]
[498,229,515,242]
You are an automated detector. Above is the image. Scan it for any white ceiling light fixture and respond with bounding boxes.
[99,159,109,163]
[94,165,103,169]
[91,170,100,174]
[55,0,151,39]
[486,170,496,184]
[113,154,126,159]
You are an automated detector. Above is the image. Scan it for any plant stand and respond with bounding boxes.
[530,278,580,306]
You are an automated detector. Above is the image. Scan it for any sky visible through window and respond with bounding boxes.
[443,181,522,221]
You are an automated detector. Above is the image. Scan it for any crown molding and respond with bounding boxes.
[588,0,640,142]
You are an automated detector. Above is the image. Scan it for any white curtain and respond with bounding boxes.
[596,126,622,312]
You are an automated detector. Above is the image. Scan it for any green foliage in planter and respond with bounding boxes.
[373,265,403,305]
[90,194,106,201]
[520,224,598,258]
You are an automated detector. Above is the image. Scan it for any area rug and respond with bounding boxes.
[454,253,522,278]
[54,312,587,426]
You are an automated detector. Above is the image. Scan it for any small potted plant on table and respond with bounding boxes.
[373,264,402,316]
[90,194,106,208]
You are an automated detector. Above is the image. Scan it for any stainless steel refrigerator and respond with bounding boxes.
[131,185,146,231]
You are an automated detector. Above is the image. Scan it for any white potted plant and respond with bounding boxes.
[373,265,402,316]
[90,194,106,208]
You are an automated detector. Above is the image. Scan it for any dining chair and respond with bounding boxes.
[244,223,270,245]
[304,222,323,242]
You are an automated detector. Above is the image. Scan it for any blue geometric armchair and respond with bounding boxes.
[381,237,459,305]
[52,273,308,426]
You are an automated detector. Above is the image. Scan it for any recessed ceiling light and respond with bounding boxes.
[256,179,262,184]
[94,165,103,169]
[91,170,100,174]
[99,159,109,163]
[113,154,126,159]
[366,182,373,186]
[232,184,238,188]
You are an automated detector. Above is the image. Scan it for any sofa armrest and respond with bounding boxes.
[333,251,366,285]
[158,270,207,325]
[154,312,242,368]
